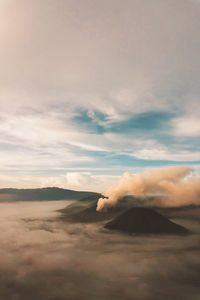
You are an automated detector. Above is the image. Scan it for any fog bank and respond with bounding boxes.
[0,200,199,299]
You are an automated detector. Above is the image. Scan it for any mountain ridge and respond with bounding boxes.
[0,187,98,202]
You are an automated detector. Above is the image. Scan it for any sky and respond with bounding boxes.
[0,0,200,191]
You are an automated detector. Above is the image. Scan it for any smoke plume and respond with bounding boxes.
[96,166,200,211]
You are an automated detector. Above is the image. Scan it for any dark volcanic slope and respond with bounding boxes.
[59,195,124,223]
[67,205,122,222]
[0,187,97,202]
[105,207,188,235]
[60,203,123,223]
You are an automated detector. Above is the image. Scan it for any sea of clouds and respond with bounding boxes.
[0,200,199,299]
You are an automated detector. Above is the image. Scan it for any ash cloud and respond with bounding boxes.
[97,166,200,211]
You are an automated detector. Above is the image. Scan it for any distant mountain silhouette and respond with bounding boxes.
[0,187,97,202]
[105,207,188,235]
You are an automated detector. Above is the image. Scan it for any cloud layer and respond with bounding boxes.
[0,0,200,189]
[0,200,200,299]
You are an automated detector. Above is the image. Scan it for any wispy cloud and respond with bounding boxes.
[0,0,200,188]
[172,116,200,137]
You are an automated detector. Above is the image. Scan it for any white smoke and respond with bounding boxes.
[96,166,200,211]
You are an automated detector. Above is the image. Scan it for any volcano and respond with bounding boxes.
[105,207,188,235]
[59,194,135,223]
[60,202,123,223]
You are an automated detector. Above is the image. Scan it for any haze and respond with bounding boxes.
[0,200,199,300]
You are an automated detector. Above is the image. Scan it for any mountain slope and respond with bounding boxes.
[105,207,188,235]
[0,187,97,202]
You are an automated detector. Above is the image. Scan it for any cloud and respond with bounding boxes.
[172,116,200,137]
[43,172,120,192]
[0,107,199,191]
[0,200,200,299]
[130,148,200,162]
[0,0,200,187]
[1,0,200,113]
[0,172,120,192]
